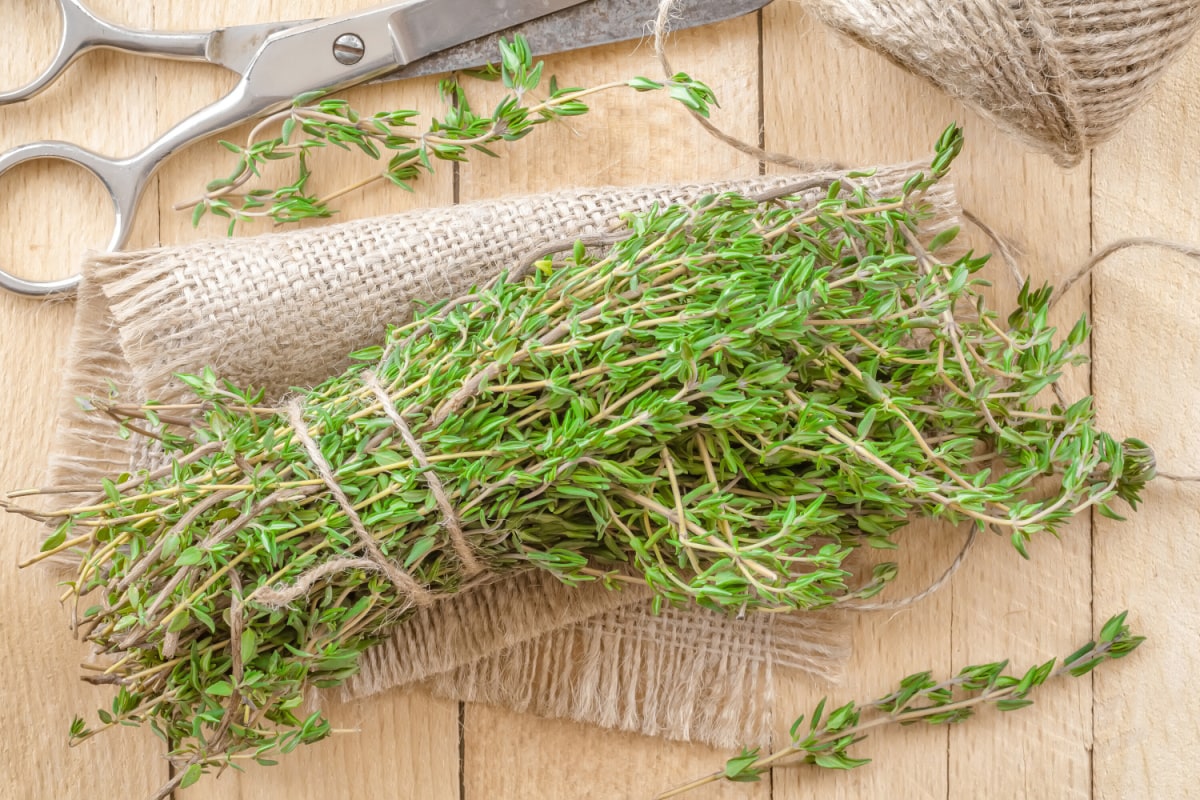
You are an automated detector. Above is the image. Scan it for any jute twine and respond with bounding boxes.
[250,374,488,610]
[802,0,1200,167]
[283,399,434,606]
[648,0,1199,168]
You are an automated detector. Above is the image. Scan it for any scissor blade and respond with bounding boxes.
[391,0,591,65]
[206,19,318,75]
[378,0,771,82]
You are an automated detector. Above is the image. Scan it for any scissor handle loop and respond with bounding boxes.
[0,141,135,296]
[0,0,103,105]
[1,0,211,105]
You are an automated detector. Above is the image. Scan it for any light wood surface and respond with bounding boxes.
[0,3,1195,799]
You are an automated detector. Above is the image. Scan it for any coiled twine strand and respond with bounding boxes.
[805,0,1200,166]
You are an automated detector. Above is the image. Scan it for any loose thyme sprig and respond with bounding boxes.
[657,611,1145,797]
[178,35,716,233]
[7,127,1156,797]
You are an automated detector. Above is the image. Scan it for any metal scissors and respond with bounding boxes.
[0,0,769,297]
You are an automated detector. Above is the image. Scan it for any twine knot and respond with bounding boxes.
[250,375,487,609]
[362,370,485,577]
[258,399,437,609]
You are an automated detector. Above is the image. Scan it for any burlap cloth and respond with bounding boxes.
[45,166,959,749]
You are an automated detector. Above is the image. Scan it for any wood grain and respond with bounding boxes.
[1091,36,1200,800]
[762,7,1094,798]
[0,2,1193,799]
[0,2,165,797]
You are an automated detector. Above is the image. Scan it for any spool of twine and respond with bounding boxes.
[805,0,1200,166]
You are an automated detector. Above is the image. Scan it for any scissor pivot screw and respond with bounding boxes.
[333,33,365,65]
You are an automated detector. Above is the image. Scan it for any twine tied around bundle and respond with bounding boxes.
[251,374,488,609]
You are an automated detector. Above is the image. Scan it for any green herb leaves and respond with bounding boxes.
[182,36,715,234]
[659,612,1145,797]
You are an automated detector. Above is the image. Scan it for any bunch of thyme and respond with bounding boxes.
[8,127,1154,796]
[179,35,715,233]
[658,611,1145,797]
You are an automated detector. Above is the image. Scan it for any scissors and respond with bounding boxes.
[0,0,769,297]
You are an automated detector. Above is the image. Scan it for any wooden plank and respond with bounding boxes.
[458,16,762,198]
[762,9,953,797]
[458,14,768,800]
[147,3,459,799]
[0,2,166,798]
[1091,37,1200,800]
[762,5,1094,798]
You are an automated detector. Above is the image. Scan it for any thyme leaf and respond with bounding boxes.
[179,35,716,234]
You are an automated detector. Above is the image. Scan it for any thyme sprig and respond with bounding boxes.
[179,35,715,233]
[8,127,1155,797]
[658,611,1145,797]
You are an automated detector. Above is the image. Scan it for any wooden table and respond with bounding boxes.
[2,2,1197,798]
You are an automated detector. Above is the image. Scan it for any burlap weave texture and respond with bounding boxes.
[45,166,959,748]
